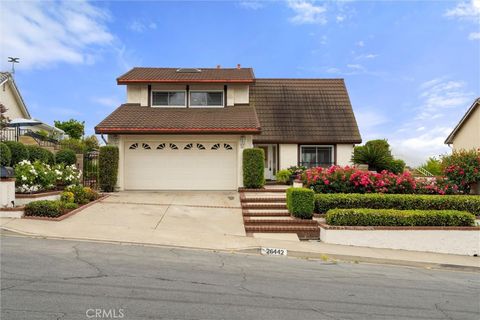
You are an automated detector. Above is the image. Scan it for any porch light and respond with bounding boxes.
[240,135,246,148]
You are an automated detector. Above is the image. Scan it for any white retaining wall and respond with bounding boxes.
[320,227,480,256]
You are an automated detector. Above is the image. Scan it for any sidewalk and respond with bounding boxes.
[1,216,479,270]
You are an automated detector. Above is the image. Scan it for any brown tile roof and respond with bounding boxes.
[445,98,480,144]
[95,104,261,134]
[251,79,362,144]
[117,67,255,84]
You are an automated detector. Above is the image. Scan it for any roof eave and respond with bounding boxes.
[95,127,261,135]
[117,79,255,85]
[444,98,479,145]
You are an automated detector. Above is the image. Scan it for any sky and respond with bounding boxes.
[0,0,479,166]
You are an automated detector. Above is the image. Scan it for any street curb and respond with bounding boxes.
[1,226,478,272]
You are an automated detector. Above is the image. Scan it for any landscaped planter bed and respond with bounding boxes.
[23,194,109,221]
[0,206,25,218]
[15,190,62,206]
[319,223,480,256]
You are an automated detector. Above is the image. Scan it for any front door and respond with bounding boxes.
[256,145,277,180]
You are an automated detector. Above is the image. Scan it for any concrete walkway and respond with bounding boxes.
[1,191,479,270]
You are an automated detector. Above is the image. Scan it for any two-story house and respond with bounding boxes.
[95,66,361,190]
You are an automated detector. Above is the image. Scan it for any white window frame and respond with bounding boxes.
[189,90,224,108]
[299,145,334,167]
[151,90,187,108]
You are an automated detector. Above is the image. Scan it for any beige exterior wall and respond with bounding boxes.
[451,106,480,151]
[113,134,253,190]
[125,84,249,107]
[0,81,29,119]
[336,144,354,166]
[279,144,298,169]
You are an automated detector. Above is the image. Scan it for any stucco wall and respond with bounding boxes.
[336,144,354,166]
[320,227,480,256]
[0,81,28,119]
[452,106,480,151]
[114,134,252,190]
[279,144,298,169]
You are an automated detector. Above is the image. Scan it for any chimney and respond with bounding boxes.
[216,64,221,69]
[237,64,241,69]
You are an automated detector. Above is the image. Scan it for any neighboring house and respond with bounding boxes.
[0,72,31,120]
[445,98,480,151]
[0,72,64,142]
[95,66,361,190]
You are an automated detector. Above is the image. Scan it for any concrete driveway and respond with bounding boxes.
[0,191,247,249]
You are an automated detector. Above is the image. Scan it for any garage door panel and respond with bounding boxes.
[125,141,237,190]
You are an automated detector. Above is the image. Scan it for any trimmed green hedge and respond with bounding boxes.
[0,142,11,166]
[99,145,119,192]
[315,193,480,215]
[26,145,55,164]
[243,148,265,188]
[3,141,29,165]
[55,148,76,165]
[286,187,314,219]
[325,208,475,227]
[24,200,63,217]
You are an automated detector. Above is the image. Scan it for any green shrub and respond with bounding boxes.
[26,145,54,164]
[60,191,75,203]
[243,148,265,188]
[315,193,480,215]
[65,185,89,204]
[61,202,79,211]
[0,142,11,166]
[3,141,29,165]
[276,169,292,184]
[99,146,119,192]
[24,200,63,217]
[286,187,315,219]
[83,187,99,201]
[326,208,475,227]
[55,148,76,165]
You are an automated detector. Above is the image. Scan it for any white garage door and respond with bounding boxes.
[124,141,237,190]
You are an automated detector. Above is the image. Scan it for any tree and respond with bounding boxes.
[54,119,84,139]
[352,139,405,173]
[84,135,100,151]
[418,157,442,176]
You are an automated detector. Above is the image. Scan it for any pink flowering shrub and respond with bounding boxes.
[303,166,460,195]
[442,149,480,194]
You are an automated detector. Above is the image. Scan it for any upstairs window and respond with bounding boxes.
[190,91,223,107]
[152,91,186,107]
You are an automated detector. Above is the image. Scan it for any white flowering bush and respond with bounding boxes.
[14,160,82,193]
[54,163,82,186]
[14,160,55,193]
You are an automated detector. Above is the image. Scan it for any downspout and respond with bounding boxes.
[100,134,108,145]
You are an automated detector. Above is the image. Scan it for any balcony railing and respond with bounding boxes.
[299,162,334,169]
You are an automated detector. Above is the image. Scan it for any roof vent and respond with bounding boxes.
[176,68,201,73]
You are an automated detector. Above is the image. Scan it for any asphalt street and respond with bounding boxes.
[1,235,479,320]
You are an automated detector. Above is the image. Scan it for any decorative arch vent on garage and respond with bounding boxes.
[127,143,234,151]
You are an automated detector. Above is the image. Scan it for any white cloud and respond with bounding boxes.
[0,1,114,69]
[355,109,389,141]
[336,15,345,22]
[445,0,480,20]
[356,40,365,47]
[468,32,480,40]
[445,1,480,40]
[239,1,264,10]
[388,77,475,165]
[128,20,157,33]
[288,0,327,24]
[355,53,378,60]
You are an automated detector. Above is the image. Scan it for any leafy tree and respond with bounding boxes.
[352,139,405,173]
[418,157,442,176]
[54,119,84,139]
[84,135,100,152]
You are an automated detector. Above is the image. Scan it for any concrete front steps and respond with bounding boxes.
[239,186,320,240]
